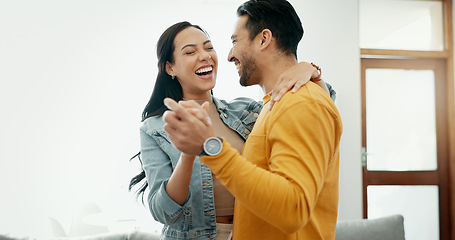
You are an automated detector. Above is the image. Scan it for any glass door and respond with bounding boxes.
[361,58,450,240]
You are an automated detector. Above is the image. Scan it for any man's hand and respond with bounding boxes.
[163,98,216,156]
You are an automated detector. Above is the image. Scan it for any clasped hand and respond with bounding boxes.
[163,98,216,156]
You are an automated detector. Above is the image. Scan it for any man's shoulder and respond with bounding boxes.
[274,82,339,117]
[267,83,343,136]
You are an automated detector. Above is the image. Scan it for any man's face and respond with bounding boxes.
[228,15,260,87]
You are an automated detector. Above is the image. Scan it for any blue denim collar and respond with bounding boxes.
[212,96,227,111]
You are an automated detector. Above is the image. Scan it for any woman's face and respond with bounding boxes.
[167,27,218,99]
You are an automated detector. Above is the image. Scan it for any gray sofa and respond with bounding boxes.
[335,214,405,240]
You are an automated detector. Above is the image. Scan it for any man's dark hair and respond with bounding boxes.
[237,0,304,58]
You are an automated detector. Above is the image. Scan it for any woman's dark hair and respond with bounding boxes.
[129,21,206,201]
[142,21,206,121]
[237,0,303,58]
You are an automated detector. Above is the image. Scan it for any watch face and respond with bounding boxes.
[205,137,222,156]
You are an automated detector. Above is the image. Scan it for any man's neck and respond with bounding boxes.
[260,57,298,94]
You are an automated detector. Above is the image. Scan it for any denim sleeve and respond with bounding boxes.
[140,129,192,225]
[326,83,336,101]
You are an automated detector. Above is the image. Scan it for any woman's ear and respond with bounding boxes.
[165,61,174,77]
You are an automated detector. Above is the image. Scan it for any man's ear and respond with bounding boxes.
[258,29,273,50]
[165,61,174,76]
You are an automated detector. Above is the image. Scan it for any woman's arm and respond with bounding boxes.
[140,128,193,225]
[165,153,196,205]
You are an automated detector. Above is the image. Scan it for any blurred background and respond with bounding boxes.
[1,0,452,239]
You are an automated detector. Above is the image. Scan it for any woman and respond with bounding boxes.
[130,21,335,240]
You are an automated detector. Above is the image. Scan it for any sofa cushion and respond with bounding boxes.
[335,214,405,240]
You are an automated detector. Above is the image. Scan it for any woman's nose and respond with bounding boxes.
[200,51,211,61]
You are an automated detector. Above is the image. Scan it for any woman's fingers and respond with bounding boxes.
[180,100,212,126]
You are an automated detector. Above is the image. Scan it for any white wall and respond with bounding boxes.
[0,0,361,238]
[291,0,362,221]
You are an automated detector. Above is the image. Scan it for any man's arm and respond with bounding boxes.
[198,100,340,233]
[163,97,342,233]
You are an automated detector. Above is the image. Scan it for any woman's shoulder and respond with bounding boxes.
[140,115,166,135]
[229,96,262,105]
[214,96,263,113]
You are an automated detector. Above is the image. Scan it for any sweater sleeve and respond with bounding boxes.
[199,99,340,233]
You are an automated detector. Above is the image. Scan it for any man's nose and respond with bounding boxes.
[227,48,235,62]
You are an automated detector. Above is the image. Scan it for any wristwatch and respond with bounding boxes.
[199,137,223,156]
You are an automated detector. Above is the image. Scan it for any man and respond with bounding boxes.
[163,0,343,239]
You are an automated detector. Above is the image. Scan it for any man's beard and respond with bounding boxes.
[239,54,258,87]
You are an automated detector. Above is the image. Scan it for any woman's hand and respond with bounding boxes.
[179,100,211,126]
[269,62,327,110]
[163,98,216,156]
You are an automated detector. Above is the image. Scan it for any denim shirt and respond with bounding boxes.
[139,84,336,240]
[140,96,262,239]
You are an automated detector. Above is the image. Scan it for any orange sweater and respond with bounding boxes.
[200,82,343,240]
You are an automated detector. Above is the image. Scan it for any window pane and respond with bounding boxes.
[368,185,439,240]
[366,69,437,171]
[360,0,444,51]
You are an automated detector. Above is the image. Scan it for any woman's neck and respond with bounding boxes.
[182,90,212,101]
[183,95,213,105]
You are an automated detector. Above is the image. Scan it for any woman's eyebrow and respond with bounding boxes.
[181,44,196,51]
[181,40,212,50]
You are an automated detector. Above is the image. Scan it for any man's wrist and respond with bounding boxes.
[199,137,223,157]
